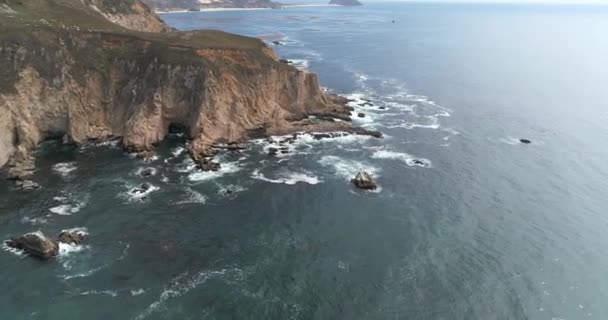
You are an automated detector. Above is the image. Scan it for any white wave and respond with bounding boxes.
[126,183,160,201]
[61,227,89,237]
[2,242,25,256]
[49,204,81,215]
[251,169,321,185]
[49,193,88,215]
[58,242,88,257]
[53,162,77,176]
[271,131,372,146]
[135,268,241,320]
[499,136,522,145]
[171,146,186,157]
[175,157,197,173]
[176,188,207,204]
[318,155,381,180]
[21,216,48,225]
[80,290,118,298]
[384,119,440,130]
[253,132,374,161]
[136,167,157,177]
[60,266,103,280]
[53,196,68,203]
[188,161,241,182]
[288,59,309,69]
[384,101,415,112]
[371,150,432,168]
[131,289,146,296]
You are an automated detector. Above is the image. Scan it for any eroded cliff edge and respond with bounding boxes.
[0,0,377,179]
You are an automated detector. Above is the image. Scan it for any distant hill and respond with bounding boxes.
[142,0,282,11]
[329,0,362,6]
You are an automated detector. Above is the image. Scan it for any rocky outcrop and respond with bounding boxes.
[351,171,377,190]
[5,231,59,259]
[0,0,380,179]
[5,229,87,259]
[57,230,86,245]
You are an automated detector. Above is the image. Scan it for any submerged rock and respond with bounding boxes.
[313,133,333,140]
[199,158,220,171]
[357,113,366,118]
[134,151,157,163]
[130,182,153,197]
[272,41,283,46]
[279,59,293,64]
[519,139,532,144]
[138,167,156,178]
[5,231,59,259]
[15,180,40,191]
[268,147,279,156]
[351,171,377,190]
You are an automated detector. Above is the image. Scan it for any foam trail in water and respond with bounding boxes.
[21,216,48,225]
[79,290,118,298]
[251,169,321,185]
[217,184,247,196]
[135,268,244,320]
[176,188,207,204]
[125,183,160,201]
[371,150,432,168]
[53,162,77,177]
[50,204,76,215]
[188,161,241,182]
[318,155,381,180]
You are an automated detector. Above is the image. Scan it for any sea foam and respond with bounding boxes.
[251,169,321,185]
[371,150,432,168]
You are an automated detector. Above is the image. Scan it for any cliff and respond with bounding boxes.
[142,0,282,11]
[0,0,373,179]
[329,0,362,6]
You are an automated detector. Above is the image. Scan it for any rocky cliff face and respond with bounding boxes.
[86,0,173,32]
[0,0,373,179]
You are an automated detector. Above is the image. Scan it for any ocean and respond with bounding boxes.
[2,2,608,319]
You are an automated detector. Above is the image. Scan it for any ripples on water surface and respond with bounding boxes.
[2,2,608,319]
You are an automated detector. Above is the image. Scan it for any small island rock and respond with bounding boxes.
[5,231,59,259]
[351,171,377,190]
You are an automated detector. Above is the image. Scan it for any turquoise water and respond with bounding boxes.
[2,3,608,319]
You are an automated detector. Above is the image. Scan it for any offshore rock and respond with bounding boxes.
[5,231,59,259]
[351,171,377,190]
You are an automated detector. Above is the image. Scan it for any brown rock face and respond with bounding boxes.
[85,0,173,32]
[57,230,86,245]
[351,171,377,190]
[5,231,60,259]
[0,0,380,178]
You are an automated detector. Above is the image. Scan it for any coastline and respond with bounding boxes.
[156,8,273,14]
[156,4,342,14]
[281,4,341,8]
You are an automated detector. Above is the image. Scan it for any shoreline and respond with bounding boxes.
[281,4,341,8]
[156,4,342,14]
[157,8,273,14]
